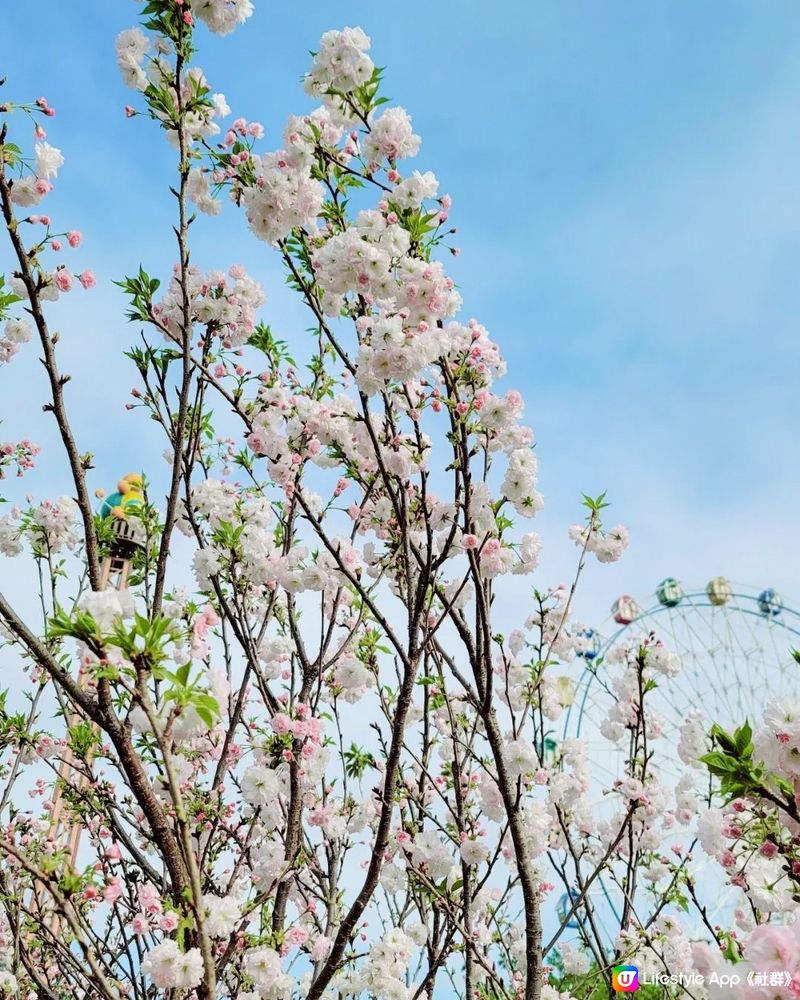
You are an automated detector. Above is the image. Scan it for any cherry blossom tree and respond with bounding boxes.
[1,4,796,1000]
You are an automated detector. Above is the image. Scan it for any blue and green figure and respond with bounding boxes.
[99,473,145,521]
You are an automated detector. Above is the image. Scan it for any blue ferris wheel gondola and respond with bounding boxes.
[576,628,602,661]
[557,889,581,929]
[758,588,783,617]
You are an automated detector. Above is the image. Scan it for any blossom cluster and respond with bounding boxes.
[0,437,40,480]
[304,27,374,107]
[116,27,233,149]
[151,263,264,347]
[695,698,800,918]
[7,141,63,208]
[693,923,800,999]
[190,0,255,36]
[568,519,630,562]
[0,318,32,364]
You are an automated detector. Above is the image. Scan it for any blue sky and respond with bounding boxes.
[2,0,800,629]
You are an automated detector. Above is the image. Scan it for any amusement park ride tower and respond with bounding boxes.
[43,474,146,926]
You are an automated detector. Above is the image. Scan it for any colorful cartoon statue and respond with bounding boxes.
[98,472,146,563]
[99,472,145,520]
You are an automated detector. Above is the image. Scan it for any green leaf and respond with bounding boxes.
[709,723,738,756]
[195,706,214,728]
[698,751,740,775]
[734,720,753,757]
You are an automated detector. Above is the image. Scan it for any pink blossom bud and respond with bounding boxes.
[286,927,308,946]
[54,269,72,292]
[103,881,122,903]
[272,713,292,735]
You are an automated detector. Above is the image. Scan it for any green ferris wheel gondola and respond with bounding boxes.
[656,577,684,608]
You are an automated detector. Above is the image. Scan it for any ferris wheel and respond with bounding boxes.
[553,577,800,946]
[564,577,800,787]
